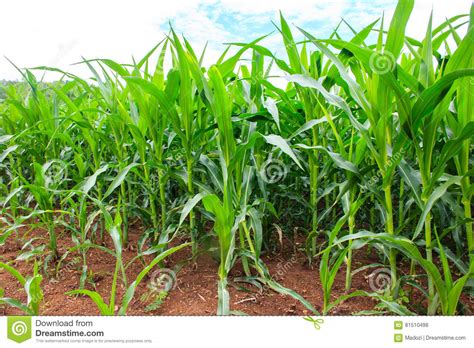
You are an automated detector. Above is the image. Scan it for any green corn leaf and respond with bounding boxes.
[119,243,190,315]
[66,290,112,315]
[103,163,139,199]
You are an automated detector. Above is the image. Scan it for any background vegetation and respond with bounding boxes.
[0,0,472,315]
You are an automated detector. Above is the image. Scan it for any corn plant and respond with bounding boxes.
[66,206,189,315]
[0,0,472,316]
[0,261,43,315]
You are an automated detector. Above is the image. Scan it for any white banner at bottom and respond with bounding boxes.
[0,316,472,347]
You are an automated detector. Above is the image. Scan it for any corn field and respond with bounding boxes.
[0,0,473,316]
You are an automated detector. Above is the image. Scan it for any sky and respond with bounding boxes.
[0,0,471,81]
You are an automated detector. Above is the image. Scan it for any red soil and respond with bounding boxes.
[0,224,472,316]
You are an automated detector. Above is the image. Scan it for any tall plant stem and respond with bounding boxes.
[186,156,196,254]
[48,221,58,260]
[310,155,319,253]
[158,174,167,240]
[384,186,397,291]
[398,180,404,228]
[120,182,128,245]
[309,123,319,258]
[423,210,435,307]
[463,199,473,270]
[345,215,355,291]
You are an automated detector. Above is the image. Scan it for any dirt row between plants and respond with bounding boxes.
[1,225,472,316]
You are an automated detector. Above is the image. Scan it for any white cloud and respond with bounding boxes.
[0,0,471,81]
